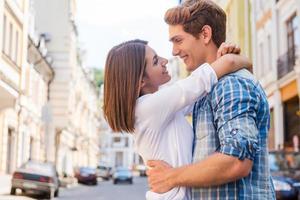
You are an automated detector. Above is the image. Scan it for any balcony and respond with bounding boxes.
[277,47,298,79]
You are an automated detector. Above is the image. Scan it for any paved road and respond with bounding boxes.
[58,176,148,200]
[0,177,149,200]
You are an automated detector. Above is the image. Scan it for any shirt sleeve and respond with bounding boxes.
[210,76,260,161]
[181,104,195,116]
[136,63,217,130]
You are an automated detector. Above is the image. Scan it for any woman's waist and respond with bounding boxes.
[146,186,190,200]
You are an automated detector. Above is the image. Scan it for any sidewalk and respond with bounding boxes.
[0,173,11,195]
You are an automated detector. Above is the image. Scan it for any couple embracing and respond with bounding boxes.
[103,0,275,199]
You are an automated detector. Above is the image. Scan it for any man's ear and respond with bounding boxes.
[200,25,212,45]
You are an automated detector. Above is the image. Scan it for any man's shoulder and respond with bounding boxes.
[211,69,258,93]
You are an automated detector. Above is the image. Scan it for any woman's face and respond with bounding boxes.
[142,46,171,91]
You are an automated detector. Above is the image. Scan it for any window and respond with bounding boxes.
[2,15,6,52]
[258,43,264,77]
[267,35,272,71]
[2,12,22,67]
[14,30,19,64]
[114,137,121,143]
[286,14,299,66]
[9,23,13,58]
[294,16,300,47]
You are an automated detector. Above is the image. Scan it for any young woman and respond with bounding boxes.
[103,39,251,200]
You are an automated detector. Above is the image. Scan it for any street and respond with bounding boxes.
[57,177,148,200]
[0,177,148,200]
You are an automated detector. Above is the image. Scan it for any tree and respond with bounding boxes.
[93,68,104,88]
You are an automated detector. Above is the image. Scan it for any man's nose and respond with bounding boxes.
[172,46,179,56]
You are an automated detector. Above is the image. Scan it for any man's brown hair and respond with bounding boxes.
[103,39,148,133]
[164,0,226,47]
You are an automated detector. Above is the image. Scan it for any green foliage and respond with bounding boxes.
[94,68,104,88]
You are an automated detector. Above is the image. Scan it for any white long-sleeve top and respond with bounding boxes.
[133,63,217,200]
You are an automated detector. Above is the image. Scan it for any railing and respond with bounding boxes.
[277,47,298,79]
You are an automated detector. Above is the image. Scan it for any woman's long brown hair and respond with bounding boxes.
[103,39,148,133]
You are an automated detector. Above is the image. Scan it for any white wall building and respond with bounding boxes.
[252,0,300,150]
[0,0,29,174]
[32,0,101,175]
[98,130,136,169]
[0,0,58,176]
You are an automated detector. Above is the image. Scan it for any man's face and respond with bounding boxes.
[169,25,206,72]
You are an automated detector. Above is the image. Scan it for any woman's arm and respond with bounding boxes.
[136,63,217,130]
[211,54,252,80]
[138,45,251,129]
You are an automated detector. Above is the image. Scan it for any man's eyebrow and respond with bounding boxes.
[169,35,178,42]
[169,36,180,42]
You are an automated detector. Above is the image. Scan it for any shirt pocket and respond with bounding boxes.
[195,122,210,140]
[194,112,215,140]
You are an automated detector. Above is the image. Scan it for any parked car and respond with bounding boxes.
[75,167,98,185]
[112,167,133,184]
[11,161,59,199]
[136,164,147,176]
[96,165,112,180]
[269,151,300,200]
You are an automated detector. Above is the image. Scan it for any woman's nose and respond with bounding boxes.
[162,58,168,65]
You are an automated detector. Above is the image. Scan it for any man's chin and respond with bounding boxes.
[185,64,198,72]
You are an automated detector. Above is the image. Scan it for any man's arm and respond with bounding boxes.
[147,76,259,193]
[147,153,252,192]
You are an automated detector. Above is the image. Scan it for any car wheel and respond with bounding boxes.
[54,188,59,197]
[46,190,55,199]
[113,180,117,184]
[129,179,133,184]
[10,187,16,195]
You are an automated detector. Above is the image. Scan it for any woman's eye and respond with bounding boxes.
[153,57,159,65]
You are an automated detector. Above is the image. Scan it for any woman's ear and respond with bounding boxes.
[139,78,147,96]
[140,79,146,89]
[140,78,146,94]
[200,25,213,45]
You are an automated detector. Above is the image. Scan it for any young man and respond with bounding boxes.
[147,0,275,199]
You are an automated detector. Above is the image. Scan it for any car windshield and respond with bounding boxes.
[117,170,131,175]
[269,152,300,171]
[98,166,108,170]
[23,162,54,175]
[80,167,95,174]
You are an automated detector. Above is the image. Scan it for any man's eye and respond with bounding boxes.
[154,59,158,65]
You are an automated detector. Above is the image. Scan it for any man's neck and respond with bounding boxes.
[205,44,218,64]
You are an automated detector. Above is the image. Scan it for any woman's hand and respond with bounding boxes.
[217,42,241,59]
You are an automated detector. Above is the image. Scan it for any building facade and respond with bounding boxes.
[32,0,101,175]
[252,0,300,150]
[0,0,29,174]
[0,0,102,178]
[98,131,136,169]
[215,0,252,59]
[0,0,55,175]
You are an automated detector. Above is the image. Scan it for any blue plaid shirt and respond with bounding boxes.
[192,69,275,199]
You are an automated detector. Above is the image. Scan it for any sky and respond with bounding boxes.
[76,0,179,69]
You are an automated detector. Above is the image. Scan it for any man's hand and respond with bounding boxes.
[217,42,241,58]
[146,160,175,193]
